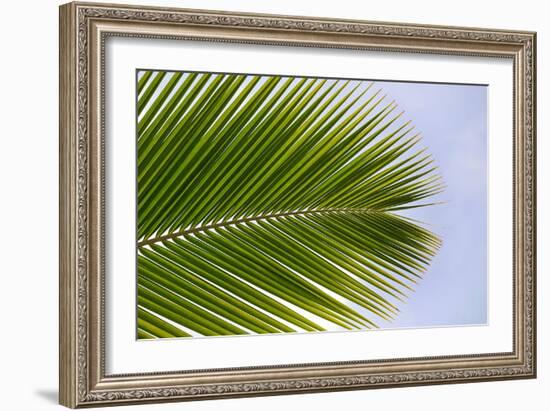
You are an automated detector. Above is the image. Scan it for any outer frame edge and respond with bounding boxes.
[59,2,79,409]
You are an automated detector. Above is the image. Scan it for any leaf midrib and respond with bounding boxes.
[137,207,380,247]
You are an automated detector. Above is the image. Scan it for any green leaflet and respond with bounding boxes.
[136,71,443,338]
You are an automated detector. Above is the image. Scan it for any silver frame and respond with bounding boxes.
[59,2,536,408]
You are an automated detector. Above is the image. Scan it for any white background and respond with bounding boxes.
[0,0,546,410]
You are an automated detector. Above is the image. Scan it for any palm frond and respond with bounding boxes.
[136,71,443,338]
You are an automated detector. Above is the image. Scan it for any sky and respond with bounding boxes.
[375,80,488,328]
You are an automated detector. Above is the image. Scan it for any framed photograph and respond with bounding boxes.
[59,1,536,408]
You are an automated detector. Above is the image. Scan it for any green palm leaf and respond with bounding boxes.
[136,70,444,339]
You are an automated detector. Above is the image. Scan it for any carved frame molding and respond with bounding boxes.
[59,2,536,408]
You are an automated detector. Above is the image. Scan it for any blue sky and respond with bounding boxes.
[374,80,488,328]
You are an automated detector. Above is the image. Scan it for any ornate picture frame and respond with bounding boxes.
[59,1,536,408]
